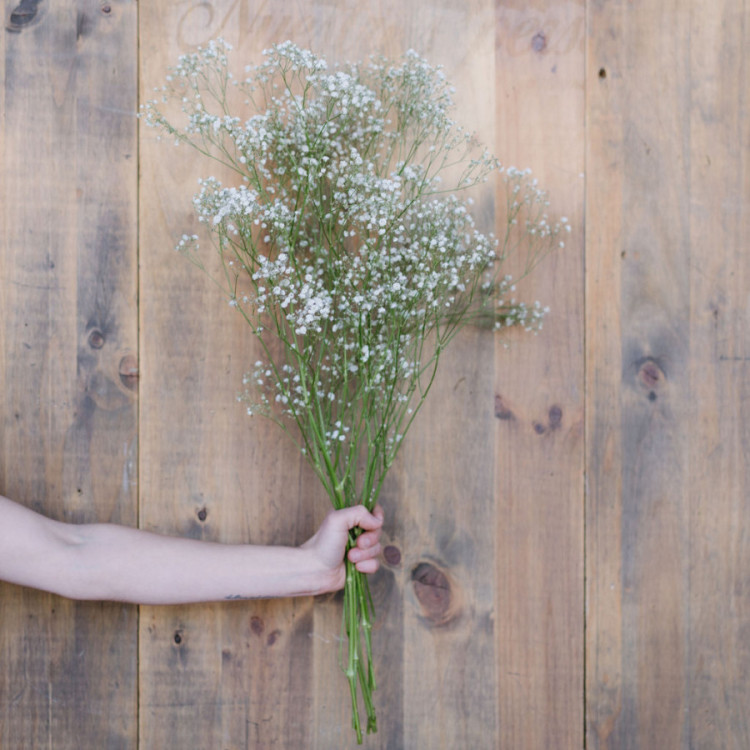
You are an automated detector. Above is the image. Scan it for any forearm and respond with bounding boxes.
[58,524,339,604]
[0,495,381,604]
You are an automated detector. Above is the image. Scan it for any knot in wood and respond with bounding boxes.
[636,357,666,402]
[119,354,139,390]
[383,545,401,566]
[639,361,661,388]
[7,0,42,31]
[88,329,105,349]
[411,562,460,627]
[494,394,514,420]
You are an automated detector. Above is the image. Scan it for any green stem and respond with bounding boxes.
[343,555,377,743]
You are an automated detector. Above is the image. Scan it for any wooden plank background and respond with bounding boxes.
[0,0,746,748]
[1,0,139,747]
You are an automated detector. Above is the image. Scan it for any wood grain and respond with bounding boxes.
[0,0,138,747]
[138,3,320,747]
[586,0,750,747]
[586,1,693,742]
[390,6,502,745]
[4,1,749,748]
[494,2,585,748]
[300,2,502,748]
[686,3,750,747]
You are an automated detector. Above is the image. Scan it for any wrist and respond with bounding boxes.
[301,547,345,595]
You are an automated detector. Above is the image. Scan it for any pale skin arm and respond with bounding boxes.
[0,494,383,605]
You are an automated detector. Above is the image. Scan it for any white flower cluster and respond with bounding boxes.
[144,41,569,481]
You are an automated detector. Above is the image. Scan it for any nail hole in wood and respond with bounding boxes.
[531,31,546,53]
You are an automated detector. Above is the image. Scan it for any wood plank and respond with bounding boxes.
[0,1,138,747]
[585,2,628,746]
[494,2,585,748]
[587,0,694,743]
[391,9,501,748]
[686,1,750,747]
[300,3,501,748]
[138,4,320,747]
[584,0,750,746]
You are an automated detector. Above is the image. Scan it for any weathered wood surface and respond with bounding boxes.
[586,1,750,748]
[0,0,138,748]
[137,6,320,748]
[494,2,585,747]
[3,0,749,748]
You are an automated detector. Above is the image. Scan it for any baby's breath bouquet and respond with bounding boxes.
[144,39,569,742]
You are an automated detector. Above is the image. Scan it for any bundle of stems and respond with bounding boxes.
[143,39,569,742]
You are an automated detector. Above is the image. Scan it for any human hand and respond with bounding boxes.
[302,505,384,593]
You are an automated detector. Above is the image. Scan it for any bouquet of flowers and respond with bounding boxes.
[143,39,569,743]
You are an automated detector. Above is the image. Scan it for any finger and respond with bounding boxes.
[356,529,381,549]
[354,557,380,574]
[348,542,381,563]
